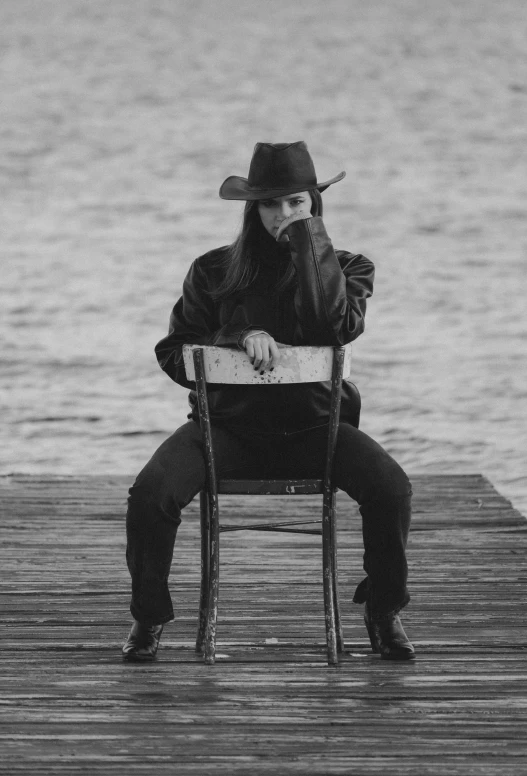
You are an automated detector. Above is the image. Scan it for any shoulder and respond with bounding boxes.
[184,246,230,289]
[193,245,230,272]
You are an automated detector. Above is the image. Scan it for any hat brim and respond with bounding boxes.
[219,171,346,200]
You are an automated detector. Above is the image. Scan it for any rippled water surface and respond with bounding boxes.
[2,0,527,515]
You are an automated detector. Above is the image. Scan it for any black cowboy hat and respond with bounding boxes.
[219,141,346,201]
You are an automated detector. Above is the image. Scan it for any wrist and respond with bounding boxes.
[241,329,267,347]
[275,212,313,242]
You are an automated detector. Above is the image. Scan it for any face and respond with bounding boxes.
[257,191,312,239]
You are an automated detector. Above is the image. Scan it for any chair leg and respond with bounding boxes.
[330,490,344,654]
[196,491,210,654]
[204,490,220,665]
[322,489,338,666]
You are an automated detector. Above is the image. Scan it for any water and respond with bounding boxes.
[2,0,527,515]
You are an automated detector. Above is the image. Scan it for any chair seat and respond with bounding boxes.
[218,478,325,495]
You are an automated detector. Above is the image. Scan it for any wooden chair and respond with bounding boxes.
[182,343,352,666]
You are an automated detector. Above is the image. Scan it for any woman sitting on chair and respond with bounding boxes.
[122,141,415,662]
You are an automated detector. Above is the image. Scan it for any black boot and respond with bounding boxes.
[364,603,415,661]
[122,621,164,662]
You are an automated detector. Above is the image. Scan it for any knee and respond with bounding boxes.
[128,460,164,504]
[334,425,412,504]
[127,463,181,526]
[341,451,412,506]
[370,457,412,503]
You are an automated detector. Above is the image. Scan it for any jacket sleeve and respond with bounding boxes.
[285,216,375,345]
[154,260,259,387]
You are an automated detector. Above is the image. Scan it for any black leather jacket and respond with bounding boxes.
[155,216,375,433]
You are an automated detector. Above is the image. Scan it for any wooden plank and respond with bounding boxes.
[0,474,526,775]
[182,344,352,384]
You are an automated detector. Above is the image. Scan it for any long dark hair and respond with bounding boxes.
[210,189,323,301]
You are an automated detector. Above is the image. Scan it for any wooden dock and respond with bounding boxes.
[1,474,526,775]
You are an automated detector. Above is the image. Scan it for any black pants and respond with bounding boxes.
[126,421,412,625]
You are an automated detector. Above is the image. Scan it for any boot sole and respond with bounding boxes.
[122,649,159,662]
[380,650,416,661]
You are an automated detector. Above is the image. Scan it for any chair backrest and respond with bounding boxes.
[183,344,352,385]
[185,343,350,499]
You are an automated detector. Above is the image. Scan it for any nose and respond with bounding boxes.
[277,202,292,222]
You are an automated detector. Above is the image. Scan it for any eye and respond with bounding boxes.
[260,199,276,208]
[290,199,305,206]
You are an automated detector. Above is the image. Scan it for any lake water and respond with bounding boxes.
[2,0,527,516]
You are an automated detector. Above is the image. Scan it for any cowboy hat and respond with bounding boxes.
[219,141,346,201]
